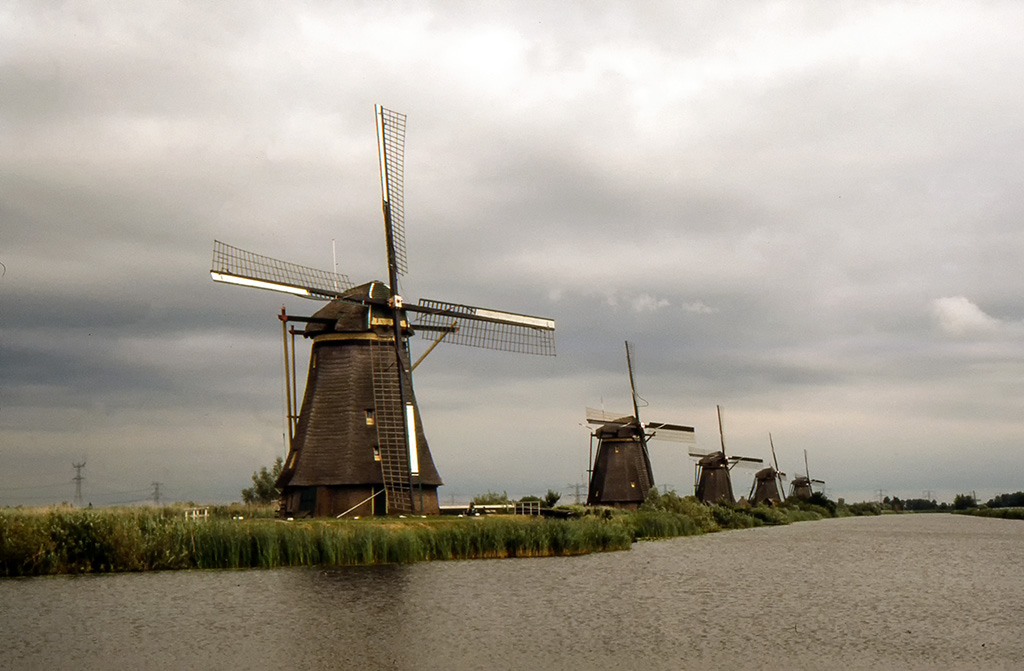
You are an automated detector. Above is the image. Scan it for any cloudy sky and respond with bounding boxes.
[3,1,1022,507]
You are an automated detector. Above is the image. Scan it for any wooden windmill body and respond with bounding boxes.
[275,282,444,517]
[690,405,762,505]
[211,106,556,517]
[585,342,694,510]
[748,433,787,506]
[789,449,825,500]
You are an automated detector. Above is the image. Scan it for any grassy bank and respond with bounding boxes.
[1,494,852,577]
[0,507,637,576]
[954,507,1024,520]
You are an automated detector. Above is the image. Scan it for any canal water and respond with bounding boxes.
[2,514,1021,670]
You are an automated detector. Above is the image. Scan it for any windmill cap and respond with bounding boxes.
[595,420,642,439]
[303,281,400,336]
[698,451,729,467]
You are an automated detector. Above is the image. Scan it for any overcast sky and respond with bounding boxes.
[2,1,1022,507]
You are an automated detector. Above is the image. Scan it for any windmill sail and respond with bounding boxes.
[586,407,636,425]
[211,240,352,299]
[376,105,407,277]
[375,105,415,514]
[413,299,555,355]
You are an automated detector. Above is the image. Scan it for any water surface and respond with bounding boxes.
[2,514,1020,670]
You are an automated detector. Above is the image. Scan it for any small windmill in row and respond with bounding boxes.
[211,105,556,517]
[689,405,762,504]
[585,341,695,510]
[749,433,786,506]
[789,449,825,500]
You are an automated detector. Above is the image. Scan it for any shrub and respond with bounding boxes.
[746,505,789,526]
[640,489,718,532]
[845,501,882,516]
[710,505,759,529]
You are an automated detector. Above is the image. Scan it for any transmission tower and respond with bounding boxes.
[72,462,86,507]
[152,481,162,505]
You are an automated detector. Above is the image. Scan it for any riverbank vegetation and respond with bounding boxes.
[949,489,1024,520]
[0,506,634,577]
[942,491,1024,519]
[2,489,872,577]
[955,507,1024,520]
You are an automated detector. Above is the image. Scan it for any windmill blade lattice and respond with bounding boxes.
[412,298,556,355]
[585,407,635,425]
[211,240,353,300]
[728,456,765,470]
[376,106,407,277]
[644,421,696,444]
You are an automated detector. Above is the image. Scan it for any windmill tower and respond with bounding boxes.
[789,449,825,500]
[584,342,695,510]
[690,405,762,504]
[749,433,786,506]
[211,106,556,518]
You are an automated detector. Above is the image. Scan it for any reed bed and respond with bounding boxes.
[1,495,839,577]
[0,507,634,577]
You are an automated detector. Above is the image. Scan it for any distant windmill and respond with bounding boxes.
[689,405,762,504]
[211,106,556,517]
[789,449,825,500]
[584,341,695,510]
[749,433,786,505]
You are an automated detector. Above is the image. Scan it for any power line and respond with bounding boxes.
[0,482,72,492]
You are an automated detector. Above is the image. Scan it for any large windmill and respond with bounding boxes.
[749,433,787,506]
[211,106,556,518]
[789,449,825,500]
[689,405,762,504]
[584,342,695,510]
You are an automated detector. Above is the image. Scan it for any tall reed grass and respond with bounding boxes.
[1,494,841,577]
[0,507,634,577]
